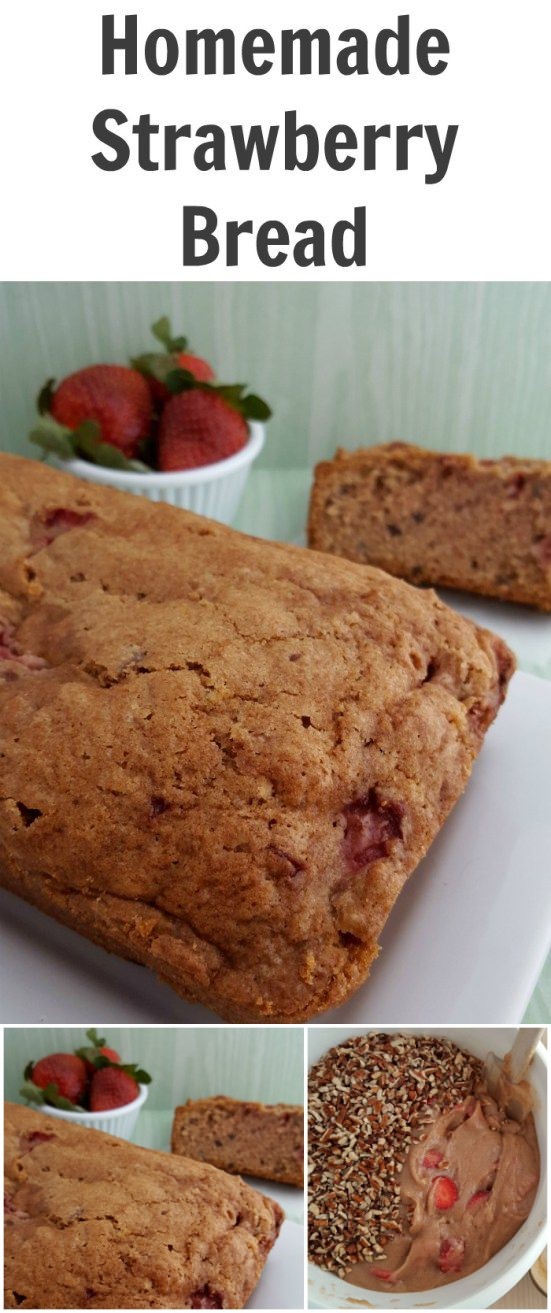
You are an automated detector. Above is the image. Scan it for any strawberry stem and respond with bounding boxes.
[151,315,188,354]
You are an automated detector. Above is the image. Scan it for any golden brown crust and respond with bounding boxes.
[0,455,514,1022]
[308,442,551,610]
[171,1097,304,1188]
[4,1102,283,1309]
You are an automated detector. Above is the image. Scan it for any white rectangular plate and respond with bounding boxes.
[250,1219,304,1309]
[0,671,550,1024]
[437,586,551,679]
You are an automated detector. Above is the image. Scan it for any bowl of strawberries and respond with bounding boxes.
[20,1028,151,1140]
[29,317,270,525]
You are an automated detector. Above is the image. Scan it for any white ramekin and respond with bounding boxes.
[51,421,265,524]
[26,1083,149,1141]
[308,1026,547,1310]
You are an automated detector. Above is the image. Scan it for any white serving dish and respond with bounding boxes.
[27,1082,149,1140]
[52,421,265,524]
[0,669,550,1024]
[307,1026,547,1310]
[250,1219,304,1309]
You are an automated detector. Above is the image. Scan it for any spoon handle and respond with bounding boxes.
[508,1027,545,1085]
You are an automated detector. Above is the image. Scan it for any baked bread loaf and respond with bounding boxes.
[0,455,514,1021]
[4,1102,283,1309]
[171,1096,304,1187]
[308,442,551,610]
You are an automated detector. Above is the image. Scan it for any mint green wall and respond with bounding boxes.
[0,282,550,467]
[4,1026,304,1110]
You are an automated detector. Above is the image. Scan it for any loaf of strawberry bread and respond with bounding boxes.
[308,442,551,609]
[0,455,514,1021]
[172,1096,304,1187]
[4,1102,283,1309]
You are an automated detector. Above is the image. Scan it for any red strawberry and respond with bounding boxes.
[31,1054,87,1103]
[51,365,152,458]
[467,1190,491,1209]
[157,390,248,472]
[422,1148,444,1169]
[370,1268,397,1284]
[22,1131,56,1151]
[98,1045,121,1064]
[190,1287,224,1309]
[147,352,215,405]
[432,1176,459,1211]
[439,1237,465,1274]
[176,352,215,383]
[90,1067,139,1111]
[83,1045,122,1076]
[139,316,216,404]
[30,508,96,552]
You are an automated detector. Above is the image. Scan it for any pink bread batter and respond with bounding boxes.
[346,1085,540,1292]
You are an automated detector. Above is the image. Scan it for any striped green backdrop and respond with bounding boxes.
[0,282,550,467]
[4,1026,304,1110]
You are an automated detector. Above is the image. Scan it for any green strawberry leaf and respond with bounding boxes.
[72,1051,152,1083]
[162,372,272,422]
[163,368,198,395]
[72,422,152,473]
[23,1060,35,1082]
[127,1066,152,1085]
[42,1083,84,1112]
[215,384,247,405]
[131,352,170,383]
[29,415,77,461]
[151,315,188,354]
[86,1028,106,1049]
[37,378,56,416]
[19,1080,83,1112]
[75,1047,101,1065]
[97,1059,152,1083]
[30,413,152,473]
[239,393,272,421]
[20,1080,46,1105]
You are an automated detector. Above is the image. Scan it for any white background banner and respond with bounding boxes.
[1,0,550,279]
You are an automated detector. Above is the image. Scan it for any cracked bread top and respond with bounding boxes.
[0,456,514,1021]
[4,1102,283,1309]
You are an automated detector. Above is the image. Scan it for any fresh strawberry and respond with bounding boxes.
[133,316,216,405]
[89,1066,139,1111]
[432,1176,459,1211]
[467,1190,491,1209]
[97,1045,121,1064]
[175,352,215,383]
[50,365,152,458]
[147,353,215,405]
[157,390,248,472]
[439,1237,465,1274]
[422,1148,444,1169]
[83,1045,121,1076]
[370,1268,397,1283]
[31,1054,87,1103]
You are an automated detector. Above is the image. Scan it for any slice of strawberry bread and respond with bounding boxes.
[172,1097,304,1187]
[308,441,551,610]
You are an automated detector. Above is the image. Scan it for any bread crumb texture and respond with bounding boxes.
[308,442,551,610]
[172,1096,304,1187]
